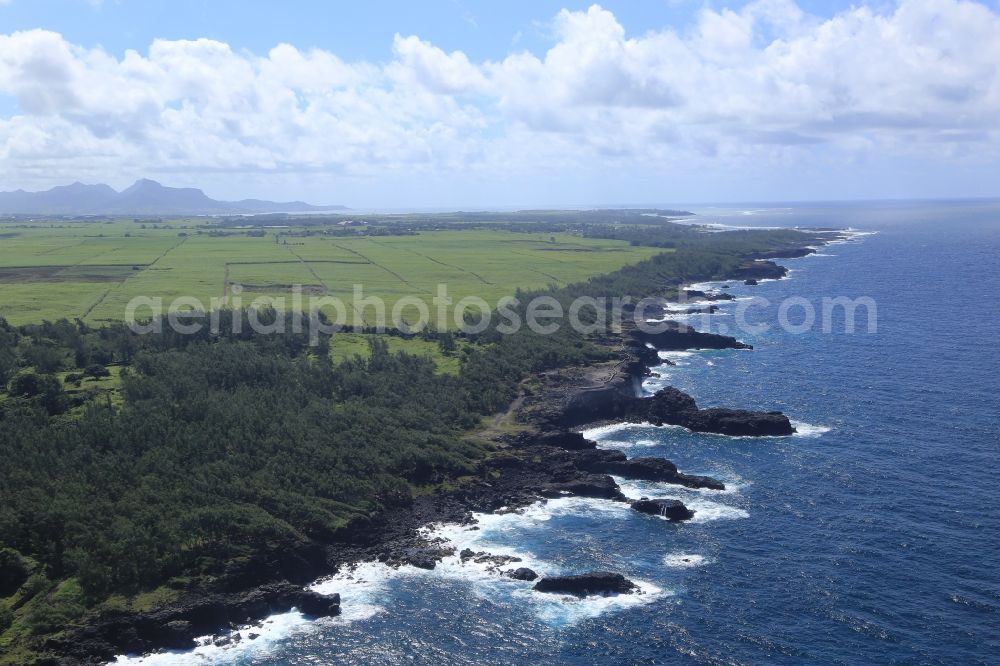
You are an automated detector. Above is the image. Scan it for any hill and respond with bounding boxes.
[0,179,347,216]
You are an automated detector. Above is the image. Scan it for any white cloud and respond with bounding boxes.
[389,34,488,94]
[0,0,998,201]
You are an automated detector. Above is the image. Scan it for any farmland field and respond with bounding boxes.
[0,220,662,326]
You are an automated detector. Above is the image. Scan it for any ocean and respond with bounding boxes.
[117,200,1000,665]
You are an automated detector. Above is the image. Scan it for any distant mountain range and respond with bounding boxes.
[0,179,348,216]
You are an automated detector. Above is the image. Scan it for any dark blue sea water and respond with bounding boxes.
[120,201,1000,665]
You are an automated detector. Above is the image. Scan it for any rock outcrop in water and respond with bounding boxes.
[683,289,735,302]
[744,248,816,260]
[729,259,788,281]
[628,322,753,351]
[506,567,538,581]
[633,387,795,436]
[684,406,794,436]
[574,449,725,490]
[527,375,794,437]
[630,498,695,521]
[533,572,638,596]
[540,472,627,501]
[399,546,456,570]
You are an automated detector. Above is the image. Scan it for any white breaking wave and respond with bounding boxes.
[311,559,405,622]
[111,610,313,665]
[519,578,667,626]
[663,299,731,310]
[685,281,727,292]
[657,350,696,360]
[587,416,809,442]
[663,553,711,569]
[821,229,878,246]
[791,421,832,438]
[111,561,400,665]
[580,421,685,443]
[580,422,644,440]
[417,499,666,623]
[111,495,671,664]
[614,477,749,523]
[115,362,788,665]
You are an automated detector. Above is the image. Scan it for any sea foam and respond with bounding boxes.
[791,421,832,437]
[614,477,749,523]
[521,578,667,626]
[111,610,312,665]
[663,553,711,569]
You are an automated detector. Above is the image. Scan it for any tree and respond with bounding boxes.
[8,369,67,415]
[22,342,64,373]
[84,363,110,379]
[0,547,30,596]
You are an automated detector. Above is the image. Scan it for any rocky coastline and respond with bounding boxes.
[55,252,821,665]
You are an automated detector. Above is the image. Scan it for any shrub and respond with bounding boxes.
[83,364,110,379]
[0,603,13,633]
[0,547,30,597]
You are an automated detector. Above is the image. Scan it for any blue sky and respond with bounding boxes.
[1,1,863,60]
[0,0,998,207]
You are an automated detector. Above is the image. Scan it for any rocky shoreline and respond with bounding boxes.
[54,250,827,665]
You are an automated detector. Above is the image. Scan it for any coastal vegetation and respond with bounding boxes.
[0,213,827,662]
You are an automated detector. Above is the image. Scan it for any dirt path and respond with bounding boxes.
[331,241,427,292]
[474,380,531,444]
[285,246,331,293]
[80,236,188,321]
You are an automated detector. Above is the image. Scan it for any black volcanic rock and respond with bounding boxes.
[683,289,735,302]
[537,430,596,450]
[628,322,752,351]
[625,342,662,370]
[534,572,638,597]
[673,305,720,315]
[729,260,788,281]
[156,620,197,650]
[685,408,795,437]
[533,375,793,438]
[626,387,795,436]
[398,546,455,570]
[542,382,636,430]
[506,567,539,581]
[630,498,695,521]
[745,248,816,260]
[297,591,341,617]
[47,581,342,662]
[574,449,725,490]
[632,386,699,421]
[541,473,626,501]
[744,279,759,285]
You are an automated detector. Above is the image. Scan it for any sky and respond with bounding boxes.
[0,0,998,207]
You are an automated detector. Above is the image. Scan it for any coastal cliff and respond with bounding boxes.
[50,247,820,665]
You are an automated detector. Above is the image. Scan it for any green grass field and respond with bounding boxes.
[0,221,661,327]
[328,332,467,375]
